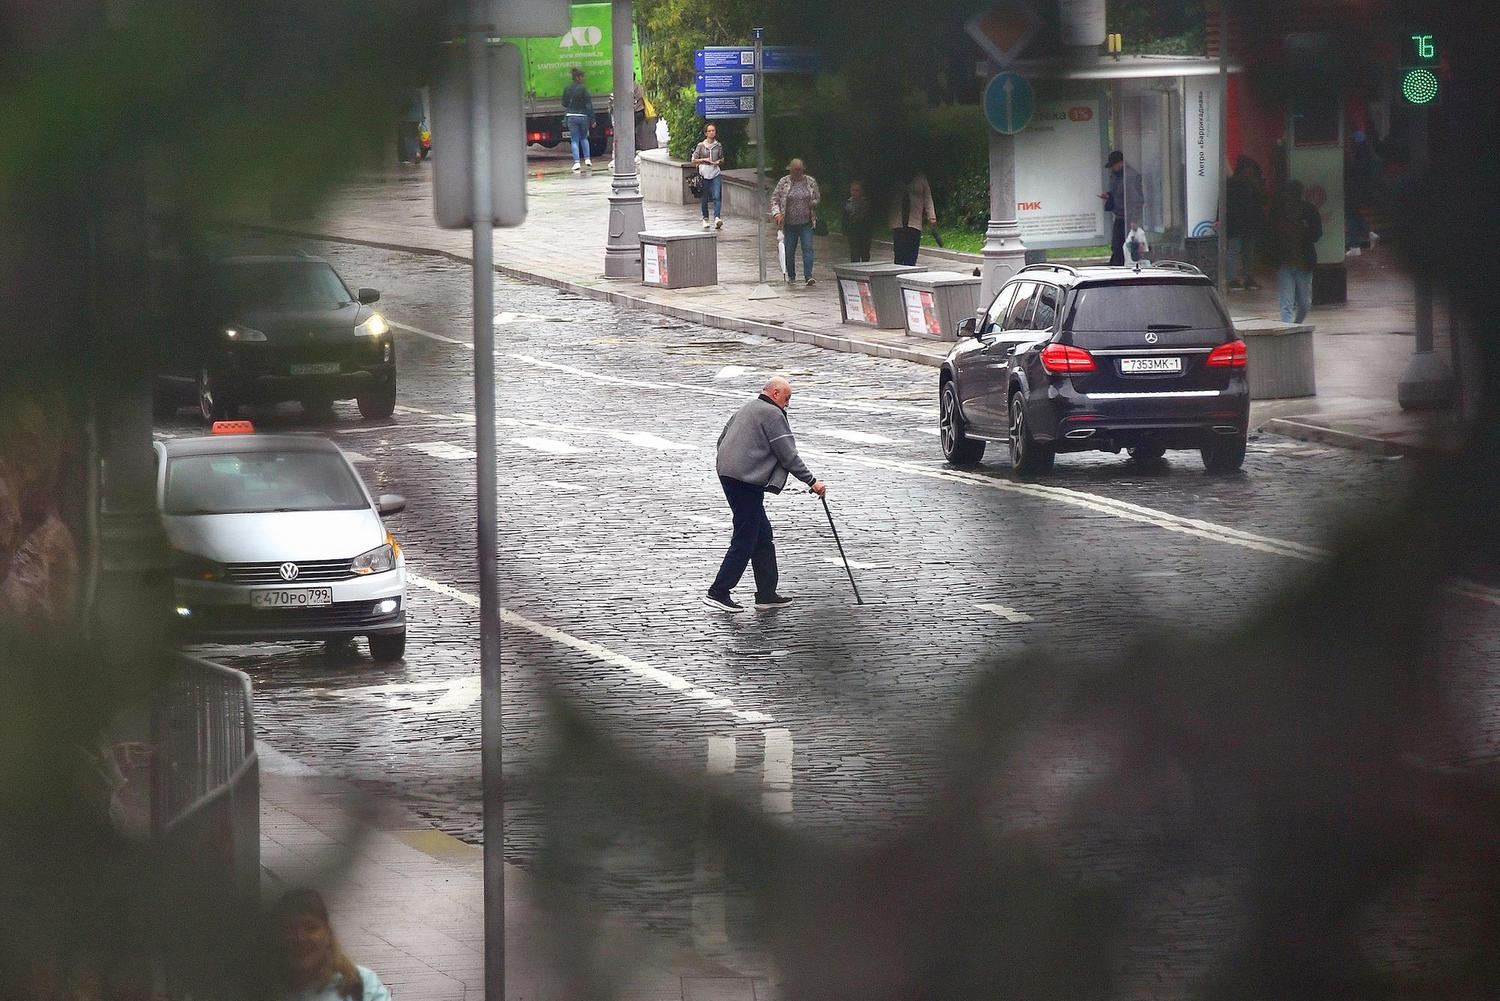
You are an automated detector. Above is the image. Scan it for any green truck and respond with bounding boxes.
[505,2,643,156]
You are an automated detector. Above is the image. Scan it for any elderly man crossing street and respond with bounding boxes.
[706,377,827,613]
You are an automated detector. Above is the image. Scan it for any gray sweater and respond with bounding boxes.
[716,395,815,493]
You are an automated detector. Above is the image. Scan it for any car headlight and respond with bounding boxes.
[351,543,396,575]
[222,326,267,342]
[356,313,390,337]
[173,552,225,581]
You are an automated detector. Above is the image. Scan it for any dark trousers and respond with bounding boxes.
[783,222,814,280]
[892,227,921,266]
[1109,217,1126,265]
[710,476,777,599]
[847,230,872,263]
[397,121,421,164]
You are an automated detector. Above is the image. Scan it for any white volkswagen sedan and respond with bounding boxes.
[156,421,408,661]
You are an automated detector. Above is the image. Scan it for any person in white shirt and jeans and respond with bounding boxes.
[692,124,724,230]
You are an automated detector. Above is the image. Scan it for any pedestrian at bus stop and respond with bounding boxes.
[772,159,821,285]
[270,889,392,1001]
[890,172,937,266]
[843,180,873,262]
[1101,150,1144,265]
[396,88,424,166]
[563,67,594,171]
[706,377,827,613]
[1226,155,1266,290]
[1272,179,1322,323]
[691,123,724,230]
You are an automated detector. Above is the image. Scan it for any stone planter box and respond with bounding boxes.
[638,149,697,206]
[1237,318,1316,399]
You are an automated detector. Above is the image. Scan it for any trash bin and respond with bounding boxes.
[897,271,982,340]
[832,262,924,329]
[639,231,717,289]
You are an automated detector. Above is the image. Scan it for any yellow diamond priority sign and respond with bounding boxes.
[965,0,1042,69]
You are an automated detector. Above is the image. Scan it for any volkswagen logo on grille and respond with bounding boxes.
[278,562,300,581]
[1144,331,1159,344]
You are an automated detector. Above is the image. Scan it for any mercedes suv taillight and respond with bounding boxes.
[1040,343,1096,374]
[1205,339,1248,367]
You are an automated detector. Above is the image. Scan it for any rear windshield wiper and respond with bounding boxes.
[1146,323,1192,331]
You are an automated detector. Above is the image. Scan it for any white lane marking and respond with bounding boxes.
[407,573,776,725]
[407,441,477,461]
[391,321,471,347]
[685,514,732,529]
[322,678,480,714]
[808,448,1324,563]
[818,555,876,571]
[801,426,901,445]
[334,421,469,436]
[761,728,794,817]
[509,436,588,455]
[395,404,443,416]
[536,479,588,493]
[342,451,373,463]
[500,417,697,451]
[714,366,750,380]
[495,311,570,325]
[706,735,736,777]
[915,426,943,436]
[505,352,931,417]
[978,603,1035,624]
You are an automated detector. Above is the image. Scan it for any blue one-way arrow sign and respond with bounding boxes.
[984,71,1034,135]
[696,71,758,95]
[697,94,756,119]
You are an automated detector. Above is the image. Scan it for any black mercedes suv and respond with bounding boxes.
[939,262,1249,474]
[155,254,397,424]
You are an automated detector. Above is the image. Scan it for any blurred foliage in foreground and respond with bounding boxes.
[3,0,1500,999]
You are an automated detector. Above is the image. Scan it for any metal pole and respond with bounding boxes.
[980,126,1026,302]
[1215,0,1229,294]
[467,4,503,1001]
[748,27,776,300]
[1396,105,1454,410]
[603,0,646,278]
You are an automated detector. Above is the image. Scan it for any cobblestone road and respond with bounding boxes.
[160,239,1500,993]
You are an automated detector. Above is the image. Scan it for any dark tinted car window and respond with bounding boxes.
[1066,280,1229,333]
[212,262,353,312]
[1032,285,1059,331]
[1003,282,1038,330]
[984,284,1019,332]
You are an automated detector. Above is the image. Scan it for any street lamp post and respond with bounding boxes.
[981,128,1027,302]
[603,0,644,278]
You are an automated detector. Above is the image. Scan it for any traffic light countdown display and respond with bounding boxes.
[1398,32,1440,106]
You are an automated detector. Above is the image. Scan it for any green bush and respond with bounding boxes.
[663,86,746,167]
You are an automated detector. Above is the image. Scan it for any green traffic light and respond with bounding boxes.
[1401,67,1439,105]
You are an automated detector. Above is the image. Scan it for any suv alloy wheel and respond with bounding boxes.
[1009,393,1054,475]
[940,381,985,464]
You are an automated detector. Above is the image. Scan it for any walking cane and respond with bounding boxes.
[819,494,864,605]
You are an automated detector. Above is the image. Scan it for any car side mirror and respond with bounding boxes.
[956,317,978,339]
[376,493,406,517]
[357,287,381,305]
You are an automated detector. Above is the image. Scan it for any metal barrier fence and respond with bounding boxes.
[150,654,260,905]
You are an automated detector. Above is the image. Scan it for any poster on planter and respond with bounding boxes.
[903,289,939,336]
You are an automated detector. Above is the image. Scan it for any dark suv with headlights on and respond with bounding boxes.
[938,263,1249,474]
[154,254,396,423]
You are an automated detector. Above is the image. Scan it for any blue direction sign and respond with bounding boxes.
[761,46,820,74]
[696,47,756,72]
[983,71,1034,135]
[696,71,758,95]
[696,94,757,120]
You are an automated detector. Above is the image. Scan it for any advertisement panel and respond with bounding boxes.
[1013,99,1108,248]
[1288,144,1346,264]
[839,279,877,325]
[1183,76,1224,238]
[903,289,940,336]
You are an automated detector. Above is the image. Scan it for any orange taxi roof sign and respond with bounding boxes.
[211,420,255,435]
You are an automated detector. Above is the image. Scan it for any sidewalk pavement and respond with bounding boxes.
[225,160,1466,456]
[259,745,771,1001]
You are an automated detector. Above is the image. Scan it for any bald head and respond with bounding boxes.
[762,376,792,409]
